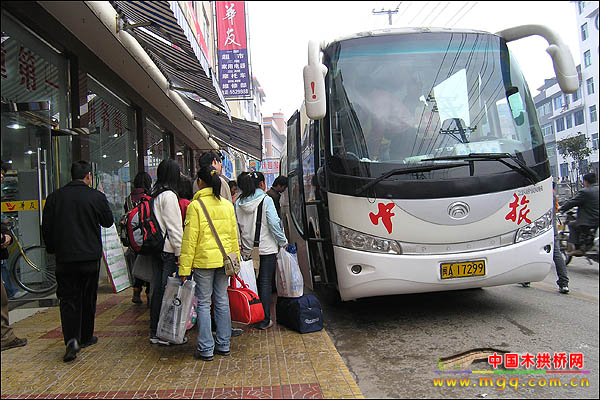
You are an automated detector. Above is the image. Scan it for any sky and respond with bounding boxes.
[246,1,581,120]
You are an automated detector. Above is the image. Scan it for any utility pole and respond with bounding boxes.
[372,2,401,26]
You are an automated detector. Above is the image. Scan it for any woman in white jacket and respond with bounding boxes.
[236,171,289,330]
[148,159,184,345]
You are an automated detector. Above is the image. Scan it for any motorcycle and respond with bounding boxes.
[556,210,599,265]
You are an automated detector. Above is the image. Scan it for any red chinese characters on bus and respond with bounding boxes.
[369,202,395,234]
[505,193,531,225]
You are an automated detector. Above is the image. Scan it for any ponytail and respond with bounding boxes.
[197,166,222,200]
[237,170,264,200]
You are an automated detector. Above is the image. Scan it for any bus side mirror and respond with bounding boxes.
[303,40,328,120]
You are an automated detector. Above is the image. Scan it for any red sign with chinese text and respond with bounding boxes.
[216,1,247,51]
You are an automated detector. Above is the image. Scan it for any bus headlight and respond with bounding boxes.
[331,222,402,254]
[514,209,553,243]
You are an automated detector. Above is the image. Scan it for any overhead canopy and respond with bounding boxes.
[180,95,262,160]
[110,1,230,117]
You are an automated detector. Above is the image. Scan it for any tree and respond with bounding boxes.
[557,132,592,185]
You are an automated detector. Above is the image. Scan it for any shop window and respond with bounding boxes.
[174,136,192,177]
[144,117,170,182]
[84,74,137,221]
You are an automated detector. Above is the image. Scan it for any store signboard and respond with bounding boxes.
[216,1,251,99]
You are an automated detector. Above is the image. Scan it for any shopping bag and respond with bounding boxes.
[186,296,198,331]
[238,259,258,295]
[157,276,196,344]
[276,247,304,298]
[228,274,264,325]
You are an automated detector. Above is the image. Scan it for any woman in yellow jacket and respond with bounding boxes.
[178,165,239,361]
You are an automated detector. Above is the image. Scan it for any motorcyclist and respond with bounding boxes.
[559,172,599,256]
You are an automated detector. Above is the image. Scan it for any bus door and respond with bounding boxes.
[285,111,312,288]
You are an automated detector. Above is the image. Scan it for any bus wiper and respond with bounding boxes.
[355,162,469,195]
[422,153,540,185]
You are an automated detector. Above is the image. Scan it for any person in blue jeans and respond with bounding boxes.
[179,165,239,361]
[235,171,289,330]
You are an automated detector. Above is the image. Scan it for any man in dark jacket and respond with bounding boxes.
[42,160,113,362]
[559,172,599,256]
[266,175,288,218]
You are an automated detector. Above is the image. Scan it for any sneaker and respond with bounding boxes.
[254,320,274,330]
[194,349,214,361]
[8,290,27,300]
[149,336,170,346]
[1,337,27,351]
[231,328,243,337]
[215,349,231,356]
[81,336,98,348]
[559,286,570,294]
[521,282,531,288]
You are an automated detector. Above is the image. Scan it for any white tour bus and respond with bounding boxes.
[279,26,578,301]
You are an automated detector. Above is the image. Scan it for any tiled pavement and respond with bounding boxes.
[1,285,363,399]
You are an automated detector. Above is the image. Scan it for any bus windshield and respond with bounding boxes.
[325,32,547,178]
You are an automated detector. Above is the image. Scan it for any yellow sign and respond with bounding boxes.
[1,200,45,212]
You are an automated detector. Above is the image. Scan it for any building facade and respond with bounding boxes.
[259,113,286,188]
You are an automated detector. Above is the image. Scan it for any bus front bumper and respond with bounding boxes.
[333,229,554,301]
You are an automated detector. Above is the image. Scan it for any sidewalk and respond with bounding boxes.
[1,284,363,399]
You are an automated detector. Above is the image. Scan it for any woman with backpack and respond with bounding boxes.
[124,172,152,305]
[235,171,289,330]
[178,165,239,361]
[149,159,185,346]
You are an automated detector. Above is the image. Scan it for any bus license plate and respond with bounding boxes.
[440,260,486,279]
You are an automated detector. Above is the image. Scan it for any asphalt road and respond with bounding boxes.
[320,256,599,399]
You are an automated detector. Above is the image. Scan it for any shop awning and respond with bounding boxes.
[180,96,262,160]
[110,1,230,117]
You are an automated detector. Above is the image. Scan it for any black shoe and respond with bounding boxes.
[521,282,531,288]
[1,337,27,351]
[559,286,570,294]
[194,349,214,361]
[254,319,274,330]
[215,349,231,356]
[63,338,80,362]
[81,336,98,348]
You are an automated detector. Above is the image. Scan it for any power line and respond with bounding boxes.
[450,2,479,27]
[408,1,431,25]
[427,2,451,26]
[445,2,470,27]
[420,2,442,26]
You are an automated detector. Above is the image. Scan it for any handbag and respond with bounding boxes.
[132,253,154,282]
[197,198,240,277]
[250,197,266,277]
[228,274,264,325]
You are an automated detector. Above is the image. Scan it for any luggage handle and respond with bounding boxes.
[229,273,249,290]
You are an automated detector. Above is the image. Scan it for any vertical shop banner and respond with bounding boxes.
[216,1,251,98]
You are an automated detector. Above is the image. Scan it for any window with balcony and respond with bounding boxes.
[556,117,565,132]
[587,77,595,95]
[574,109,585,126]
[590,105,597,123]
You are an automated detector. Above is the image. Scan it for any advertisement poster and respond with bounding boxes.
[216,1,252,99]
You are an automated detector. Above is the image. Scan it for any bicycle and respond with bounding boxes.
[5,220,56,295]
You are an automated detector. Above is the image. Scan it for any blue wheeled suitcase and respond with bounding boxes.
[276,294,323,333]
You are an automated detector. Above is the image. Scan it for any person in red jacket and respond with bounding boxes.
[178,174,194,222]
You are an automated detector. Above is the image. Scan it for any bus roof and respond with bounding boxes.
[321,27,496,50]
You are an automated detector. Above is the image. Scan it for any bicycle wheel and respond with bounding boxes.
[11,246,57,294]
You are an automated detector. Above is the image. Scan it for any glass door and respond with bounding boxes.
[1,101,55,295]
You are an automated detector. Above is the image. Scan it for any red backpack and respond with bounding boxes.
[125,194,167,255]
